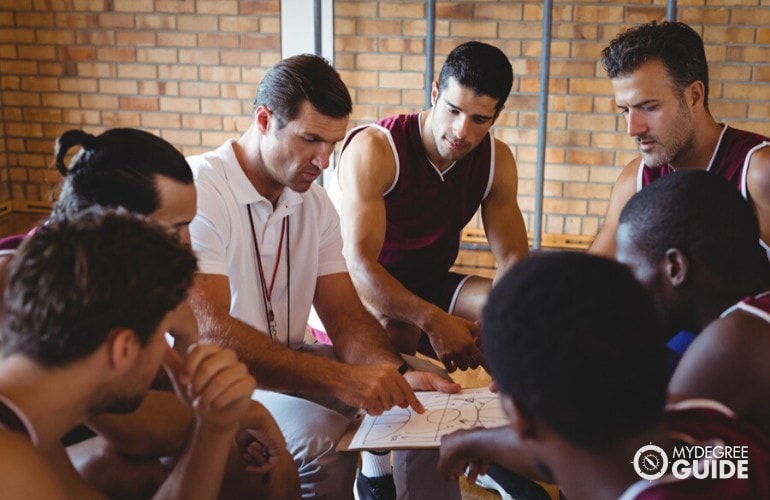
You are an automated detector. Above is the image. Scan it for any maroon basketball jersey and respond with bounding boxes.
[630,401,770,499]
[638,125,768,192]
[341,113,494,289]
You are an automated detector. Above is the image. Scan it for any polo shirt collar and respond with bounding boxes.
[222,139,304,216]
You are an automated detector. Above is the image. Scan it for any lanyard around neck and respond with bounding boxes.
[247,207,289,341]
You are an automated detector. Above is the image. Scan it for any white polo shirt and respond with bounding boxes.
[187,140,348,349]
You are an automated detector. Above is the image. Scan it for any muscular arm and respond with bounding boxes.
[189,272,352,393]
[313,271,404,367]
[189,272,445,415]
[338,128,444,334]
[587,159,641,258]
[668,312,770,431]
[481,140,529,282]
[337,128,483,372]
[745,146,770,246]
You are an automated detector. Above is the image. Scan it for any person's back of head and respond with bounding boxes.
[601,21,710,110]
[52,128,193,219]
[1,207,198,368]
[618,170,769,287]
[437,41,513,110]
[253,53,352,128]
[483,252,667,452]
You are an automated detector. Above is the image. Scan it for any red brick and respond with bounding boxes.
[160,97,200,113]
[96,13,135,28]
[200,98,242,115]
[80,94,119,109]
[155,32,198,47]
[41,93,79,108]
[113,0,152,12]
[55,13,99,27]
[76,30,116,45]
[238,0,279,16]
[239,34,278,49]
[116,31,157,46]
[101,111,141,126]
[76,62,116,78]
[62,109,102,125]
[15,12,55,27]
[179,49,220,65]
[154,0,195,13]
[17,45,56,60]
[197,34,239,49]
[0,29,35,43]
[220,16,260,33]
[116,63,158,79]
[137,48,178,63]
[137,15,177,29]
[22,108,62,122]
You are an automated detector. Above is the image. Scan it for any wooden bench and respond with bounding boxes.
[461,227,592,251]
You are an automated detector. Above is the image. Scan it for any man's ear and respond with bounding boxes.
[664,248,689,287]
[430,81,439,107]
[254,105,272,133]
[686,80,706,110]
[491,105,504,125]
[107,328,140,372]
[501,394,537,440]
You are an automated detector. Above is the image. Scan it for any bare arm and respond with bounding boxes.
[18,438,96,500]
[587,159,641,258]
[481,139,530,282]
[86,390,193,457]
[668,312,770,425]
[337,128,483,372]
[314,271,460,412]
[190,272,453,415]
[745,146,770,246]
[154,343,256,500]
[189,272,351,392]
[438,426,549,485]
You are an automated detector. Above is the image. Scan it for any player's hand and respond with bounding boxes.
[403,370,460,396]
[166,300,199,355]
[236,401,289,473]
[438,428,491,484]
[164,343,256,432]
[426,312,484,372]
[334,363,424,416]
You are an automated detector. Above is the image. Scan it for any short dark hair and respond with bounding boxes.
[619,170,767,284]
[601,21,710,110]
[253,54,352,128]
[1,208,198,367]
[52,128,193,218]
[437,41,513,110]
[483,252,667,451]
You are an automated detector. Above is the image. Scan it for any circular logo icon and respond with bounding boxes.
[633,444,668,480]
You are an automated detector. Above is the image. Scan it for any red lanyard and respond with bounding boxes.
[247,209,286,338]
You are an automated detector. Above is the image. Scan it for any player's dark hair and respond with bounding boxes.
[484,252,667,451]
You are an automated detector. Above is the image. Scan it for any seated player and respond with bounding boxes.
[440,252,770,499]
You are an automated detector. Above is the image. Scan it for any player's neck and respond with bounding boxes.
[551,424,671,500]
[420,110,454,172]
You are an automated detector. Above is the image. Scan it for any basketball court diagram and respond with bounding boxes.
[347,387,509,450]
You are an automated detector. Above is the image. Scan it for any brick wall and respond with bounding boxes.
[1,0,770,240]
[0,0,281,205]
